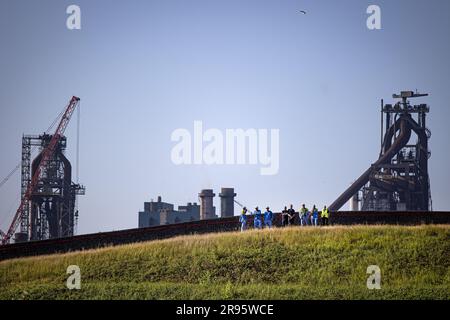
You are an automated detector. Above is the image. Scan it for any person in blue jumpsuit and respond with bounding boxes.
[264,207,273,229]
[253,206,262,229]
[311,205,319,226]
[239,207,248,232]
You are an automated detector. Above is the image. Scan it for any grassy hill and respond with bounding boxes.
[0,225,449,300]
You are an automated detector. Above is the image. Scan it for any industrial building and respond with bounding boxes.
[138,188,237,227]
[138,196,200,227]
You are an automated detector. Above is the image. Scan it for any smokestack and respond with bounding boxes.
[219,188,236,218]
[198,189,216,220]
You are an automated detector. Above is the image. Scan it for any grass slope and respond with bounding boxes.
[1,225,449,300]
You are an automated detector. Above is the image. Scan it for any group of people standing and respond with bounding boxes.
[284,204,329,227]
[239,206,274,231]
[238,204,329,232]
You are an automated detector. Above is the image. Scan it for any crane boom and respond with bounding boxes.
[234,200,245,208]
[1,96,80,245]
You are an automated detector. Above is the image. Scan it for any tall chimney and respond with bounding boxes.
[198,189,216,220]
[219,188,236,217]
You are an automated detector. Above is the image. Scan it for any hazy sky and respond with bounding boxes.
[1,0,449,234]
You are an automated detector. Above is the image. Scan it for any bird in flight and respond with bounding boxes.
[299,10,307,14]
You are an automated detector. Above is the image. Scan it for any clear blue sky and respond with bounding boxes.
[1,0,449,234]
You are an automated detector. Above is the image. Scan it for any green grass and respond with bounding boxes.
[1,225,449,300]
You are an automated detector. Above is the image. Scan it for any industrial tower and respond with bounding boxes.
[15,134,85,242]
[1,96,85,244]
[330,91,432,212]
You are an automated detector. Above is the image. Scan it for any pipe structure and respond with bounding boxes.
[329,115,412,211]
[404,115,430,210]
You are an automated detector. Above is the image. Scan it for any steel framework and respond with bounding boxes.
[24,134,85,241]
[330,91,432,211]
[2,96,84,244]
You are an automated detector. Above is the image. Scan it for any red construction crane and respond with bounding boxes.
[1,96,81,245]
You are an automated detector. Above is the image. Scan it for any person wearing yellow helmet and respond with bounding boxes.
[239,207,248,232]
